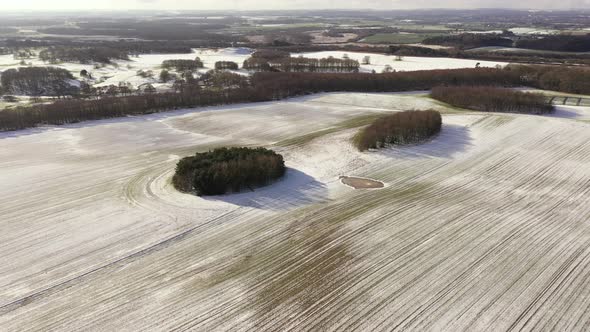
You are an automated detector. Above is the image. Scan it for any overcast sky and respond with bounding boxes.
[3,0,590,11]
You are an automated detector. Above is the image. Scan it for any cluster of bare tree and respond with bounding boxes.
[173,147,286,196]
[354,110,442,151]
[161,58,204,72]
[0,67,78,96]
[244,54,359,73]
[39,47,130,64]
[242,57,274,71]
[214,61,239,70]
[242,50,289,71]
[79,82,137,98]
[13,49,36,60]
[199,70,249,89]
[274,56,360,73]
[431,86,553,114]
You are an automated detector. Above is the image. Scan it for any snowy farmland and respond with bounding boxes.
[0,48,511,96]
[1,92,590,330]
[0,48,254,93]
[295,51,508,72]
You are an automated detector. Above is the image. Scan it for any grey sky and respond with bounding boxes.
[3,0,590,10]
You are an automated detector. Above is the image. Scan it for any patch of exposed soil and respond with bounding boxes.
[340,176,384,189]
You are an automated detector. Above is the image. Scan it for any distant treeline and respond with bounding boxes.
[39,22,242,43]
[0,67,77,96]
[516,35,590,53]
[423,33,514,49]
[354,110,442,151]
[173,147,286,196]
[431,86,553,114]
[39,46,130,64]
[1,39,197,55]
[162,58,204,71]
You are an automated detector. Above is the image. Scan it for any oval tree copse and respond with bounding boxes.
[354,110,442,151]
[173,147,286,196]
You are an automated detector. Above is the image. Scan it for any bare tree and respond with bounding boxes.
[159,70,172,83]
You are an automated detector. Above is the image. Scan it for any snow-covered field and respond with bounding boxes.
[295,51,508,72]
[467,46,590,56]
[1,92,590,331]
[509,27,560,35]
[0,48,254,92]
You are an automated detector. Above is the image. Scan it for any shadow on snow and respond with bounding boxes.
[201,168,328,210]
[376,123,473,159]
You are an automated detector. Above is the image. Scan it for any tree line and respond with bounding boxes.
[250,67,523,99]
[0,87,267,131]
[354,110,442,151]
[173,147,286,196]
[38,21,242,43]
[431,86,554,114]
[2,39,197,55]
